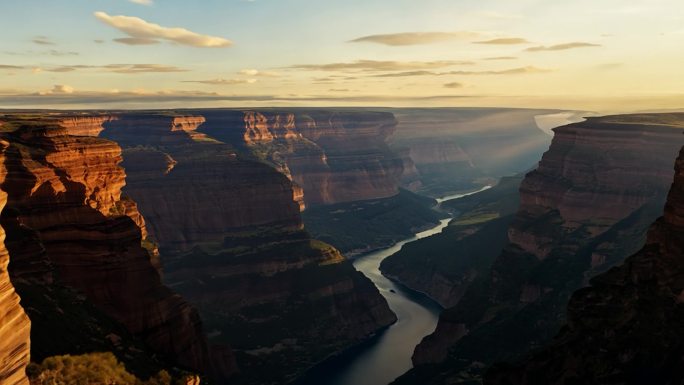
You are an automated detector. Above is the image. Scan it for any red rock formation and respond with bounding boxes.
[101,114,302,249]
[102,113,396,384]
[195,110,405,206]
[0,140,31,385]
[485,144,684,385]
[0,118,232,379]
[55,115,116,137]
[400,114,684,384]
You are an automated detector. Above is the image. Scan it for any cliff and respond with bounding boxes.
[0,140,30,385]
[0,115,232,380]
[194,109,404,207]
[102,113,396,384]
[486,144,684,385]
[389,108,554,197]
[398,114,684,384]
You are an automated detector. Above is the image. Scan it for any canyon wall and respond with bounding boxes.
[388,108,554,197]
[102,113,397,384]
[194,109,405,207]
[397,114,684,384]
[0,115,234,381]
[486,144,684,385]
[0,140,30,385]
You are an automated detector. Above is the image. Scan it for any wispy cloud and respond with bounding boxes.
[129,0,153,5]
[182,78,257,85]
[4,50,78,57]
[371,66,551,77]
[94,11,233,47]
[444,82,464,89]
[349,31,482,46]
[113,37,160,45]
[0,88,478,106]
[475,37,530,45]
[7,63,187,74]
[288,60,473,72]
[484,56,517,61]
[526,42,601,52]
[32,36,55,46]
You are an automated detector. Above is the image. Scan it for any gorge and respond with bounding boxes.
[2,109,683,385]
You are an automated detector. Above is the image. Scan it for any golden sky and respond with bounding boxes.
[2,0,683,112]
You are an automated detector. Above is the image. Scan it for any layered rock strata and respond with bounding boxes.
[194,109,405,207]
[486,144,684,385]
[0,140,30,385]
[102,113,396,384]
[0,116,231,380]
[398,114,684,384]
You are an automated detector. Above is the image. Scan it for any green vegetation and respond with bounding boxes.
[302,189,446,256]
[379,174,524,306]
[27,352,189,385]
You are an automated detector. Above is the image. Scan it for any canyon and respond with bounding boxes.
[393,114,684,384]
[0,107,587,385]
[100,112,398,384]
[485,143,684,384]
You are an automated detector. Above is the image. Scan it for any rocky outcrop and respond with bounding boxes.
[103,113,396,384]
[398,114,684,384]
[486,144,684,385]
[194,109,404,207]
[0,140,30,385]
[389,108,554,197]
[0,116,229,379]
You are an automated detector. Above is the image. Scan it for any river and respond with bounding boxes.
[296,187,494,385]
[296,219,452,385]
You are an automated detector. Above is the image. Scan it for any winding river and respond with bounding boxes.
[297,187,492,385]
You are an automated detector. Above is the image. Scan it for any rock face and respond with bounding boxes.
[486,144,684,385]
[0,141,30,385]
[102,113,396,384]
[399,114,684,384]
[380,175,523,307]
[194,109,404,207]
[0,116,230,380]
[389,108,554,197]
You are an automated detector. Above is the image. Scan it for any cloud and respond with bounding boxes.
[114,37,160,45]
[50,85,74,94]
[32,36,55,46]
[94,11,232,48]
[484,56,517,61]
[0,88,478,107]
[288,60,473,72]
[475,37,530,45]
[129,0,153,5]
[526,42,601,52]
[4,50,78,57]
[371,66,551,77]
[349,31,481,46]
[182,78,257,85]
[103,64,188,73]
[0,65,25,70]
[94,39,106,44]
[239,69,280,77]
[25,63,187,73]
[444,82,464,89]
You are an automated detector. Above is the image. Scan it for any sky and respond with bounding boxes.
[1,0,683,111]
